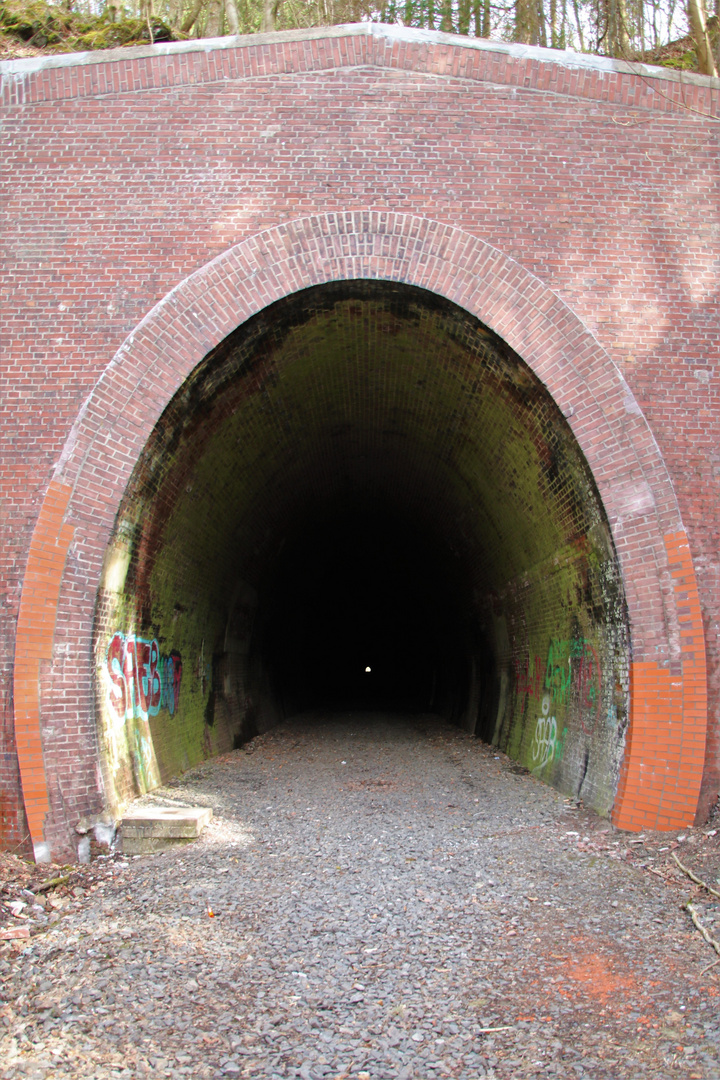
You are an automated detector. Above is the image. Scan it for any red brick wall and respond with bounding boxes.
[1,25,718,855]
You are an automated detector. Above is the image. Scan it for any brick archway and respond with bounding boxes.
[14,211,707,860]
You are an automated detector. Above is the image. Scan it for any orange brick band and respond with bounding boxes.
[613,530,708,831]
[13,480,74,862]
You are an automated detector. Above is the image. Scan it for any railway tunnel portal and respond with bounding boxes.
[95,278,630,822]
[12,210,709,862]
[3,22,716,863]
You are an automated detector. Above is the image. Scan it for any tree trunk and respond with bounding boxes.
[687,0,718,75]
[205,0,222,35]
[615,0,631,55]
[537,0,548,44]
[515,0,540,42]
[181,0,206,34]
[572,0,585,49]
[262,0,283,31]
[106,0,123,23]
[139,0,155,42]
[225,0,239,33]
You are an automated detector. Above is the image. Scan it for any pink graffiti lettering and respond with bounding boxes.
[106,632,182,722]
[513,654,544,699]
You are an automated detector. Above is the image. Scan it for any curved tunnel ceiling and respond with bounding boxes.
[95,281,630,820]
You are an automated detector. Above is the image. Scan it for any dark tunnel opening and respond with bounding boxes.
[94,279,630,820]
[258,503,475,718]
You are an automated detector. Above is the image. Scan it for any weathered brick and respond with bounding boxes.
[1,25,717,858]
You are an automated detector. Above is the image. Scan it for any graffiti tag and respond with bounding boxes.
[545,638,601,732]
[513,654,544,699]
[530,696,567,769]
[106,632,182,722]
[515,637,602,735]
[134,726,155,790]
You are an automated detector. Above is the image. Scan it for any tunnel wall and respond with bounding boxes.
[1,25,717,857]
[92,282,631,820]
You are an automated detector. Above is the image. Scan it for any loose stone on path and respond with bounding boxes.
[1,713,719,1079]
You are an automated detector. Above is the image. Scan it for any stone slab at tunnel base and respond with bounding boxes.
[121,806,212,855]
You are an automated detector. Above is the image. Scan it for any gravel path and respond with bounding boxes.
[2,712,720,1080]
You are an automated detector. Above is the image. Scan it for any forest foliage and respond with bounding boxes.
[0,0,718,75]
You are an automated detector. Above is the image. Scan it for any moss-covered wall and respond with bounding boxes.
[93,281,629,818]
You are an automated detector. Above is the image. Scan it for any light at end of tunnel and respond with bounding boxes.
[365,666,371,673]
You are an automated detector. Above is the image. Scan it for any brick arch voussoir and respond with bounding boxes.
[15,211,707,859]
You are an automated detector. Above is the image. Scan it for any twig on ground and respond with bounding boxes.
[700,958,720,976]
[477,1026,514,1033]
[673,852,720,899]
[686,902,720,957]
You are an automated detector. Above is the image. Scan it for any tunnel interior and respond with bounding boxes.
[95,280,630,819]
[261,503,472,716]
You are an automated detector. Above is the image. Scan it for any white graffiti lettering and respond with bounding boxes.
[531,695,566,769]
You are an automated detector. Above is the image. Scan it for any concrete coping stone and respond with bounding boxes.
[121,805,212,839]
[1,21,718,91]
